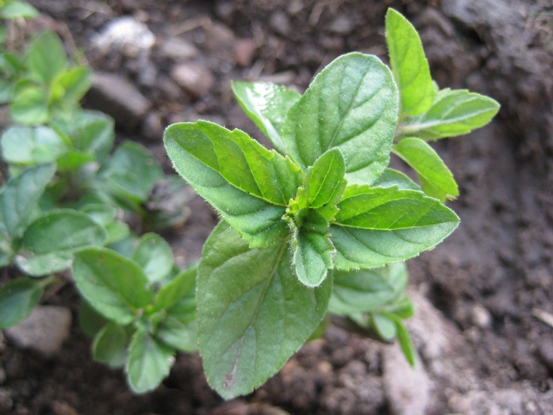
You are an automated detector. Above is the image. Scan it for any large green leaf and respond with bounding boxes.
[197,221,331,399]
[72,248,154,325]
[331,185,459,269]
[1,126,68,165]
[397,89,500,140]
[393,136,458,202]
[329,263,407,315]
[386,8,434,118]
[231,81,301,155]
[281,52,398,185]
[92,322,129,368]
[132,233,174,284]
[16,210,108,276]
[27,32,67,86]
[372,168,421,191]
[165,121,302,248]
[0,164,55,239]
[126,329,174,394]
[0,278,44,329]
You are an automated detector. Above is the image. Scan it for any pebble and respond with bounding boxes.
[234,39,256,67]
[269,11,291,37]
[171,61,214,98]
[159,37,198,62]
[471,303,492,328]
[91,16,155,58]
[87,71,151,132]
[329,16,355,35]
[141,111,164,141]
[5,306,71,358]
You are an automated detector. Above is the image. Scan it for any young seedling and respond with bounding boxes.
[164,8,498,399]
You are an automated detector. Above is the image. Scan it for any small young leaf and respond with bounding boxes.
[197,221,331,399]
[372,168,421,191]
[156,319,197,353]
[153,266,196,312]
[132,233,174,284]
[331,186,460,270]
[1,125,68,165]
[231,81,301,155]
[371,312,397,341]
[72,248,154,325]
[93,322,129,368]
[126,329,174,394]
[0,163,55,239]
[16,210,108,276]
[397,89,500,140]
[281,52,398,185]
[392,316,416,366]
[53,66,91,103]
[329,263,407,315]
[386,8,435,118]
[393,136,458,202]
[27,32,67,86]
[165,121,302,248]
[0,278,43,329]
[291,222,334,287]
[10,86,49,124]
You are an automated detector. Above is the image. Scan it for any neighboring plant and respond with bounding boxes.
[163,8,499,399]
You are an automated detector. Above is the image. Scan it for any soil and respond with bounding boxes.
[2,0,553,414]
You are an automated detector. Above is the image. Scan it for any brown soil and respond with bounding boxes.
[2,0,553,414]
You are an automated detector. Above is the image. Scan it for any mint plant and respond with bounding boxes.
[164,8,499,399]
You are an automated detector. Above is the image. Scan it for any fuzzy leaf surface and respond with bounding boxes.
[398,89,500,140]
[72,248,154,325]
[197,221,331,399]
[386,8,434,117]
[331,186,459,269]
[132,233,174,284]
[165,121,302,247]
[281,52,398,184]
[232,81,301,155]
[393,136,458,202]
[0,164,55,239]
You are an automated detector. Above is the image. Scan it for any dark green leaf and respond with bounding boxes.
[197,221,331,399]
[165,121,302,248]
[1,126,68,165]
[397,89,500,140]
[393,136,458,202]
[132,233,174,284]
[126,329,174,394]
[231,81,301,154]
[0,278,43,329]
[386,8,434,118]
[331,185,459,269]
[72,248,154,325]
[16,210,108,276]
[93,322,129,368]
[0,164,55,239]
[153,266,196,312]
[78,299,109,338]
[281,52,398,184]
[27,32,67,86]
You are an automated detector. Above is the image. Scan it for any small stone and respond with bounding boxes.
[5,306,71,358]
[159,37,198,62]
[234,39,256,67]
[171,62,214,98]
[51,401,80,415]
[383,344,430,415]
[471,304,492,328]
[87,71,151,132]
[141,112,164,141]
[329,16,355,35]
[92,16,155,58]
[269,11,291,37]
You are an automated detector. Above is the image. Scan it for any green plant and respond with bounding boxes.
[163,8,499,399]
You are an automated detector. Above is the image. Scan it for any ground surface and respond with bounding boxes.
[1,0,553,414]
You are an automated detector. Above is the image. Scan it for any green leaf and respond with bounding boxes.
[371,312,397,341]
[0,278,43,329]
[397,89,500,140]
[153,266,196,312]
[329,262,407,315]
[393,136,458,202]
[126,329,174,394]
[104,141,163,204]
[132,233,174,284]
[104,221,130,245]
[80,204,117,226]
[52,66,91,103]
[0,79,14,103]
[72,248,154,325]
[164,121,302,248]
[78,299,109,338]
[10,86,49,124]
[231,81,301,154]
[93,322,129,368]
[16,210,108,276]
[392,316,416,366]
[197,221,331,399]
[386,8,435,118]
[331,186,460,269]
[27,32,67,86]
[1,126,68,165]
[156,319,197,353]
[0,164,55,239]
[0,1,39,19]
[372,168,421,191]
[281,52,398,185]
[290,211,334,287]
